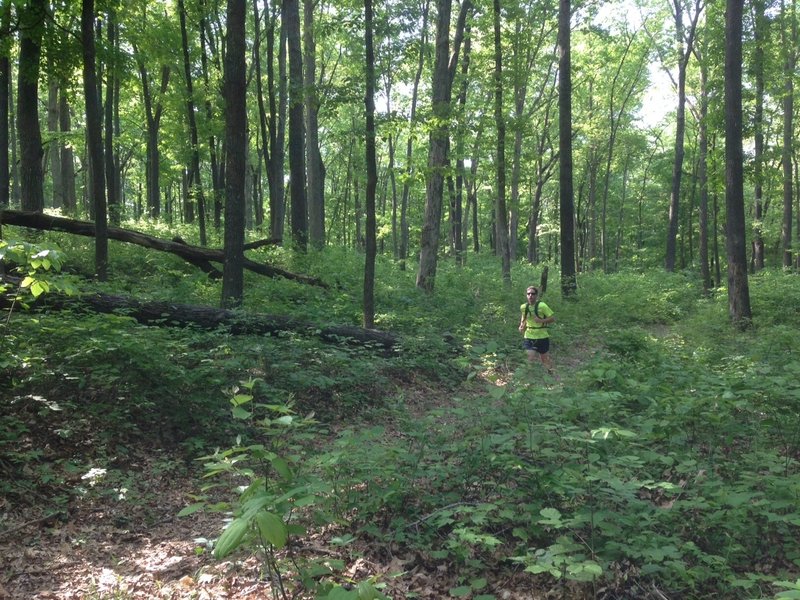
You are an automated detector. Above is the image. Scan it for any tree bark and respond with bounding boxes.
[221,0,248,308]
[18,0,46,213]
[398,0,429,270]
[558,0,577,296]
[104,10,121,225]
[58,90,77,215]
[0,2,11,210]
[664,0,703,272]
[305,0,325,250]
[493,0,511,285]
[82,0,108,281]
[134,46,170,221]
[363,0,377,328]
[724,0,752,327]
[285,0,307,251]
[47,73,62,210]
[416,0,471,292]
[178,0,208,246]
[267,0,287,242]
[780,0,795,268]
[198,7,223,230]
[752,0,765,271]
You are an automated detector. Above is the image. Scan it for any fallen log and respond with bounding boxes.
[0,210,327,288]
[1,277,399,353]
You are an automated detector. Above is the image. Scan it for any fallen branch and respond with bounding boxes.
[1,210,327,288]
[1,276,399,354]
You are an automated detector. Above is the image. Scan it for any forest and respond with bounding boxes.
[1,0,800,597]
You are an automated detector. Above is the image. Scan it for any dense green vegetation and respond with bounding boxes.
[2,230,800,599]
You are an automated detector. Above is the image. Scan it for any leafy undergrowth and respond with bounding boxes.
[0,372,558,600]
[3,243,800,599]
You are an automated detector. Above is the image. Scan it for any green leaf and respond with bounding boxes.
[214,517,250,558]
[271,457,293,480]
[487,385,506,400]
[231,394,253,406]
[255,511,288,549]
[231,406,252,420]
[449,586,471,597]
[322,587,359,600]
[177,502,205,517]
[538,507,563,526]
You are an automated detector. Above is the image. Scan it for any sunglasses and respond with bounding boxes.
[527,291,537,296]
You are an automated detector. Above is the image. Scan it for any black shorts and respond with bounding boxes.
[523,337,550,354]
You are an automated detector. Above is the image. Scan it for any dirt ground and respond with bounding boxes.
[0,454,553,600]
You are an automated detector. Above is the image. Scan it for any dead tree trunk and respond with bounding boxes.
[0,210,327,287]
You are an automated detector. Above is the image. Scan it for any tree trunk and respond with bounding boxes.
[18,0,46,213]
[724,0,752,327]
[416,0,471,292]
[399,0,429,270]
[0,2,11,210]
[285,0,307,251]
[59,90,77,215]
[104,10,120,225]
[198,6,223,230]
[82,0,108,280]
[363,0,377,329]
[178,0,208,246]
[452,19,471,267]
[253,0,272,235]
[305,0,325,250]
[665,0,703,272]
[266,1,287,242]
[134,42,170,221]
[698,55,712,290]
[221,0,247,308]
[558,0,577,296]
[752,0,765,271]
[47,74,63,210]
[780,0,795,268]
[493,0,511,285]
[2,282,398,353]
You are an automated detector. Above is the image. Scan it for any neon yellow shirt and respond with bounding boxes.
[521,301,553,339]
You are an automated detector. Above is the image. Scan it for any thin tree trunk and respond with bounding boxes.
[752,0,765,270]
[267,1,286,242]
[724,0,752,327]
[493,0,510,285]
[558,0,577,296]
[59,90,77,215]
[199,7,223,230]
[82,0,108,280]
[285,0,307,251]
[222,0,247,308]
[452,20,471,267]
[698,57,712,290]
[305,0,325,249]
[665,0,703,272]
[0,2,9,209]
[178,0,208,246]
[47,73,62,210]
[416,0,471,292]
[363,0,377,328]
[18,0,46,213]
[104,10,120,224]
[780,0,795,267]
[399,0,429,270]
[253,0,271,234]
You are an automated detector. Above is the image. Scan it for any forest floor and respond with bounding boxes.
[1,341,594,600]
